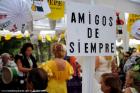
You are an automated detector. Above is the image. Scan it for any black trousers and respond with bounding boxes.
[67,76,82,93]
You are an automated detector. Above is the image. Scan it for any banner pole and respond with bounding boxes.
[82,56,95,93]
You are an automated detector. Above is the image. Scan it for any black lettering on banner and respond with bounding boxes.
[78,13,85,23]
[89,12,91,24]
[69,42,74,53]
[99,43,103,53]
[58,1,62,6]
[102,16,106,26]
[111,43,114,53]
[55,1,59,5]
[105,43,109,53]
[95,15,99,25]
[71,12,76,23]
[47,0,50,4]
[85,43,88,53]
[109,17,113,26]
[95,28,99,38]
[87,28,92,38]
[91,43,96,53]
[56,1,60,6]
[54,1,56,5]
[78,40,81,53]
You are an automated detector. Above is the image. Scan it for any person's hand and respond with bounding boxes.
[27,68,32,72]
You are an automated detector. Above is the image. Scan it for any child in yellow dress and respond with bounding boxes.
[40,43,73,93]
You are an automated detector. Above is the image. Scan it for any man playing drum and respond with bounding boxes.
[0,53,17,75]
[0,53,16,68]
[0,53,18,90]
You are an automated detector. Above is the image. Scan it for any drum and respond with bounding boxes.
[2,66,19,84]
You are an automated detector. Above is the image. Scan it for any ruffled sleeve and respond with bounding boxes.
[39,60,74,80]
[39,61,53,77]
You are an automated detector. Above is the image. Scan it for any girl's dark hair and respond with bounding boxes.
[21,43,34,55]
[27,68,48,90]
[101,73,122,93]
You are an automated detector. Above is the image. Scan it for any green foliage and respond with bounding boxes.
[0,36,30,56]
[37,40,51,62]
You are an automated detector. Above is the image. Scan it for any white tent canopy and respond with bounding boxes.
[0,0,32,32]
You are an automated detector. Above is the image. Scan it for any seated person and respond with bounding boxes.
[26,68,48,92]
[0,53,16,67]
[0,53,17,90]
[0,53,17,73]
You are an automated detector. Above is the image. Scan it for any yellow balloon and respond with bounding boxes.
[16,34,23,39]
[46,35,51,42]
[25,33,30,38]
[5,34,12,40]
[38,35,42,41]
[52,35,58,41]
[60,33,65,39]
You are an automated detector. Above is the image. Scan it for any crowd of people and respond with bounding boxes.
[95,47,140,93]
[0,42,82,93]
[0,42,140,93]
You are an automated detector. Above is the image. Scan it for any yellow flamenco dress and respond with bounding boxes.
[39,60,74,93]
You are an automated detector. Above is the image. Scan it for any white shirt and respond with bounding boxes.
[0,59,17,67]
[27,57,33,68]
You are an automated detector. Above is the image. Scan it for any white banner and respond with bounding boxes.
[28,0,51,20]
[66,2,116,56]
